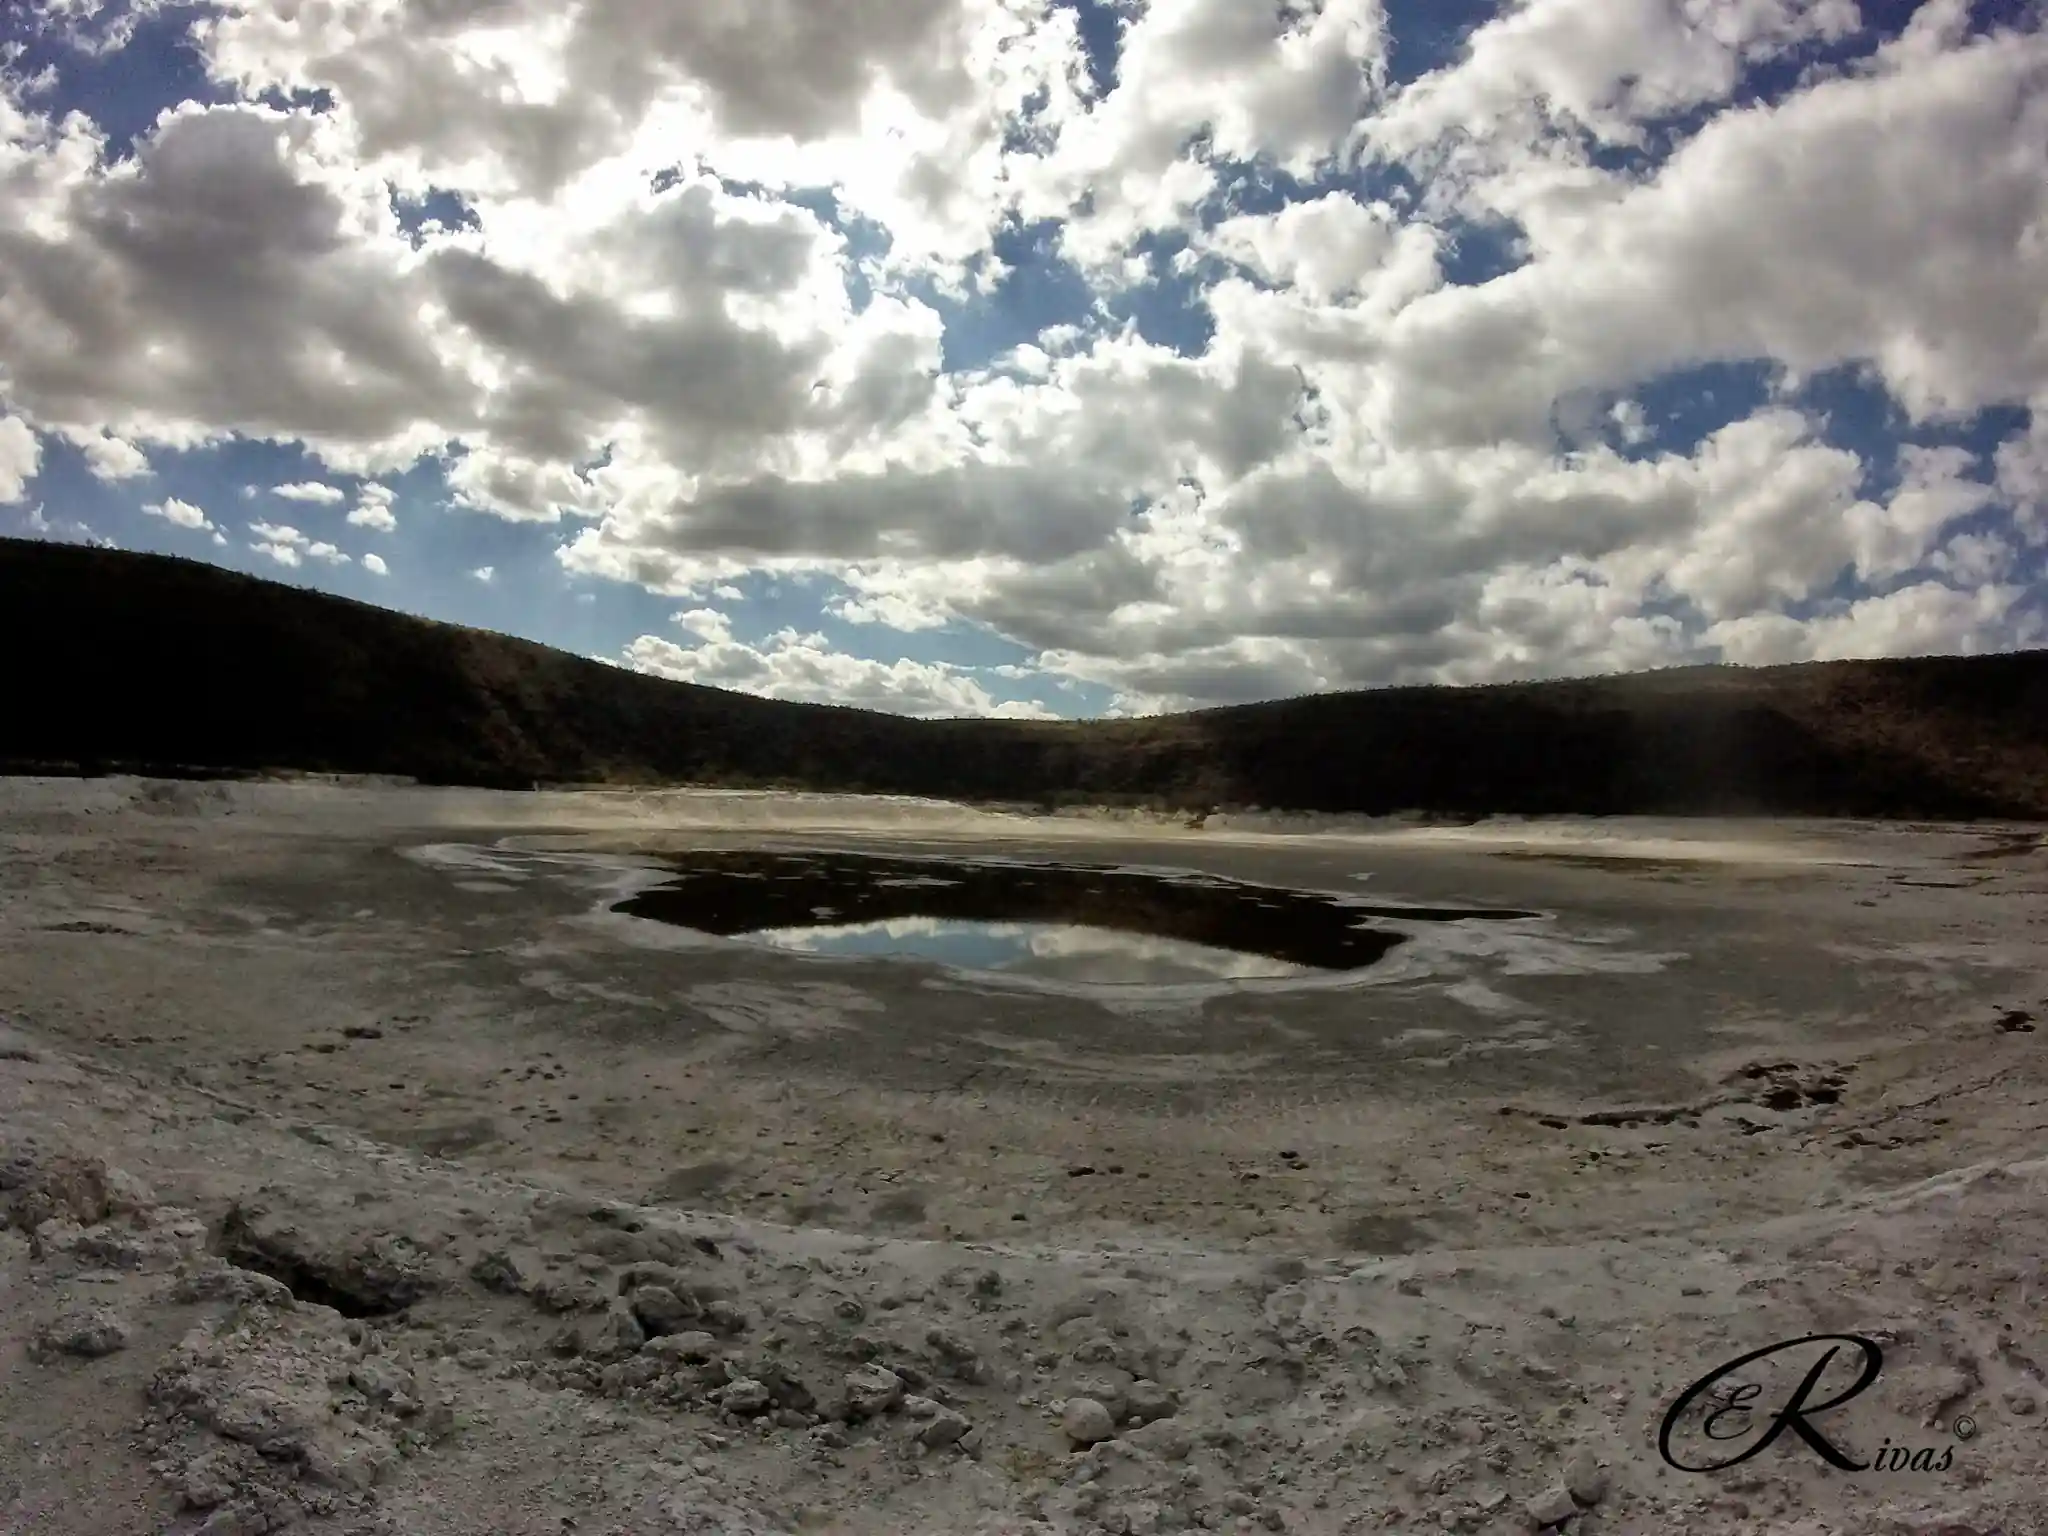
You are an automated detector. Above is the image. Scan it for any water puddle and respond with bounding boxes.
[613,850,1535,986]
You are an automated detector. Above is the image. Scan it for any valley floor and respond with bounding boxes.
[2,777,2045,1535]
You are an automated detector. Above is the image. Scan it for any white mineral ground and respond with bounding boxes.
[1,776,2044,1535]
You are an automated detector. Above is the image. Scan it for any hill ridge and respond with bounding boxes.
[5,537,2045,819]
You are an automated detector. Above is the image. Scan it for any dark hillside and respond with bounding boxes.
[4,538,2044,819]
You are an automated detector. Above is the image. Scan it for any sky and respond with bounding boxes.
[1,0,2044,721]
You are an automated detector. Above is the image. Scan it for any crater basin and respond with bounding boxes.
[613,849,1536,985]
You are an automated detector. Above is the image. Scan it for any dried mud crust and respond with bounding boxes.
[6,783,2048,1533]
[5,1034,2048,1536]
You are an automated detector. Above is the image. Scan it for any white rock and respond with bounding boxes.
[1525,1483,1579,1528]
[1563,1447,1607,1505]
[844,1363,905,1419]
[918,1409,972,1448]
[1062,1396,1117,1445]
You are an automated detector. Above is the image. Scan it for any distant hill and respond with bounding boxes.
[5,536,2045,819]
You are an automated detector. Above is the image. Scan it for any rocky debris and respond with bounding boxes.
[917,1407,972,1449]
[645,1330,722,1364]
[1125,1379,1179,1425]
[843,1363,905,1419]
[67,1225,149,1269]
[703,1298,751,1336]
[215,1199,444,1316]
[628,1283,698,1335]
[467,1245,545,1295]
[2,1143,152,1234]
[1126,1417,1194,1460]
[925,1324,990,1382]
[719,1377,773,1416]
[144,1296,454,1525]
[603,1306,648,1354]
[1526,1482,1580,1528]
[166,1447,246,1511]
[7,946,2048,1536]
[26,1203,209,1273]
[170,1261,297,1309]
[31,1305,132,1359]
[534,1274,609,1313]
[1062,1396,1118,1445]
[746,1359,816,1418]
[1563,1447,1607,1506]
[1069,1372,1132,1422]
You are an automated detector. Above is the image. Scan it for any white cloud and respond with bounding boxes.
[623,627,1055,719]
[1360,21,2048,448]
[247,520,352,561]
[672,607,733,644]
[1019,0,1391,270]
[471,565,494,582]
[1369,0,1860,175]
[1995,399,2048,542]
[1708,581,2029,666]
[247,518,316,564]
[143,496,215,531]
[0,415,38,501]
[1190,192,1440,310]
[271,480,346,503]
[66,428,150,480]
[345,481,398,531]
[362,551,388,575]
[0,0,2039,713]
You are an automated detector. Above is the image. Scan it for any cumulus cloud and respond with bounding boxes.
[1368,0,1861,176]
[623,626,1055,719]
[0,415,38,501]
[471,565,494,583]
[1708,581,2031,666]
[1020,0,1390,270]
[67,428,150,480]
[362,551,388,575]
[346,482,398,531]
[0,102,468,468]
[143,496,215,531]
[1,1,2041,714]
[245,518,346,564]
[1190,193,1440,310]
[272,481,346,503]
[1360,19,2048,448]
[1996,403,2048,541]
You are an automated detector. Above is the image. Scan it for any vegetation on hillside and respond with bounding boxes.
[6,537,2045,819]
